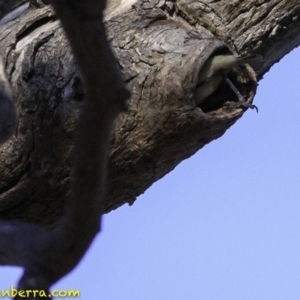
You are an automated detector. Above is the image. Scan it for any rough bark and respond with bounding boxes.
[0,0,299,226]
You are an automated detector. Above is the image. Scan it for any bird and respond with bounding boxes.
[195,53,261,110]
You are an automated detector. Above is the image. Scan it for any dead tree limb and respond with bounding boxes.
[0,1,298,225]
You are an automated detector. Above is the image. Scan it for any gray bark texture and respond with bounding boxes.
[0,0,299,226]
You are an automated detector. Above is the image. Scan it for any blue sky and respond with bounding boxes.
[1,46,300,299]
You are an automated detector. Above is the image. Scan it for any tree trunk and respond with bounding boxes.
[0,0,299,226]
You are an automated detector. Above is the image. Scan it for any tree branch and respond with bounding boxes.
[0,0,129,297]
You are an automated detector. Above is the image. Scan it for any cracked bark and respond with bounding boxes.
[0,0,299,226]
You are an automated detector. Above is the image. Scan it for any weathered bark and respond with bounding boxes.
[0,0,299,226]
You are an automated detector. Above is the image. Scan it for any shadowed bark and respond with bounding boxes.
[0,0,299,226]
[0,0,129,295]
